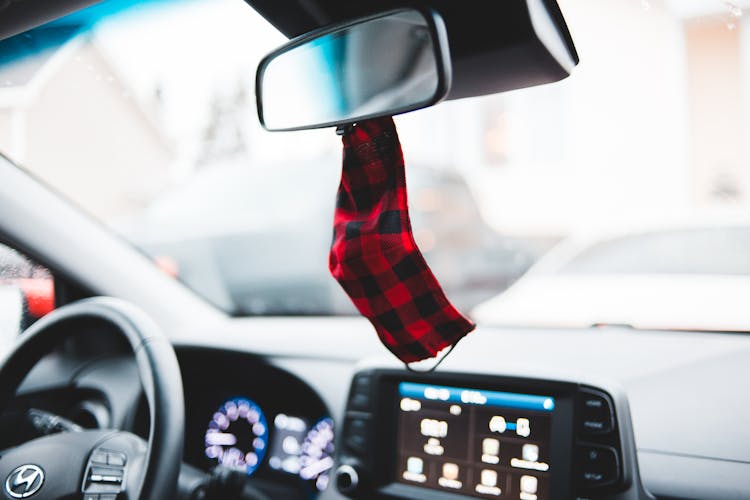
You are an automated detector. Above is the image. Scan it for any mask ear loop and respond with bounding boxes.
[404,337,464,374]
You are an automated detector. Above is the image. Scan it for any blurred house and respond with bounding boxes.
[395,0,750,238]
[0,33,174,220]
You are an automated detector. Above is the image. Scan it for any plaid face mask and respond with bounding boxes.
[329,117,476,364]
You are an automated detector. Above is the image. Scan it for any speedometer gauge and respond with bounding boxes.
[205,397,269,476]
[299,417,335,491]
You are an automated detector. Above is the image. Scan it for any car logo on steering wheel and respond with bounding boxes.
[5,465,44,498]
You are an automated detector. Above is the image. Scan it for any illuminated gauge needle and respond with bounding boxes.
[300,456,334,480]
[205,432,238,446]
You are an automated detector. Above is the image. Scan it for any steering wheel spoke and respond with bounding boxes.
[0,430,112,498]
[82,431,149,499]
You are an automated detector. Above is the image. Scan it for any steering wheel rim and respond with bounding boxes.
[0,297,184,500]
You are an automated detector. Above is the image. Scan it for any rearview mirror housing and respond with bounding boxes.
[255,8,451,132]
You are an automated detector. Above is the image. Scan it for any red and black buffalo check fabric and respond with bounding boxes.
[329,117,476,363]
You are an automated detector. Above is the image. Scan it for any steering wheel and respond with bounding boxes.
[0,297,184,500]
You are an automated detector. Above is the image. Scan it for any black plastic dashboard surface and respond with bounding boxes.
[8,315,750,499]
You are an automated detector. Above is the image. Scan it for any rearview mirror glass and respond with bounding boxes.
[256,9,451,131]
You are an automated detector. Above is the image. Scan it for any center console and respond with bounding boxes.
[334,369,650,500]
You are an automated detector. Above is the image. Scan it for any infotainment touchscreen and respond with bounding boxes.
[395,382,555,499]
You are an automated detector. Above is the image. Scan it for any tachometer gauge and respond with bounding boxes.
[205,397,269,476]
[299,417,335,491]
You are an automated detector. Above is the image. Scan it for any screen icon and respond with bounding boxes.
[489,415,507,433]
[442,463,459,481]
[424,437,445,456]
[475,469,502,496]
[437,462,462,489]
[421,418,448,438]
[400,398,421,412]
[407,457,423,475]
[516,418,531,437]
[520,475,538,500]
[522,444,539,463]
[402,457,426,483]
[481,469,497,486]
[481,438,500,464]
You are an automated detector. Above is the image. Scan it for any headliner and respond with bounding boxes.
[0,0,579,101]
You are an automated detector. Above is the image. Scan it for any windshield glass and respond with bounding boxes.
[1,0,748,327]
[558,226,750,275]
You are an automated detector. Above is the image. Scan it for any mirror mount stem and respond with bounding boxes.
[336,124,356,136]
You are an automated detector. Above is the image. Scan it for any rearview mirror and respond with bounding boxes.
[256,9,451,132]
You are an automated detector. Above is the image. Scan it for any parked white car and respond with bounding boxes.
[472,220,750,331]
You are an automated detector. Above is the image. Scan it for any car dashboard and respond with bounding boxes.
[5,317,750,499]
[175,317,750,500]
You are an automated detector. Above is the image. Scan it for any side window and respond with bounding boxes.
[0,243,54,342]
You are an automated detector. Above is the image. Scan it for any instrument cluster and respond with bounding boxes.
[176,348,334,496]
[202,397,335,491]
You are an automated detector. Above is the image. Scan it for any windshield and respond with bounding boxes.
[0,0,748,327]
[558,226,750,275]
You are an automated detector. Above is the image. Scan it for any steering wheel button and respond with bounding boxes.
[90,474,123,483]
[107,452,127,466]
[91,450,109,464]
[90,466,114,475]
